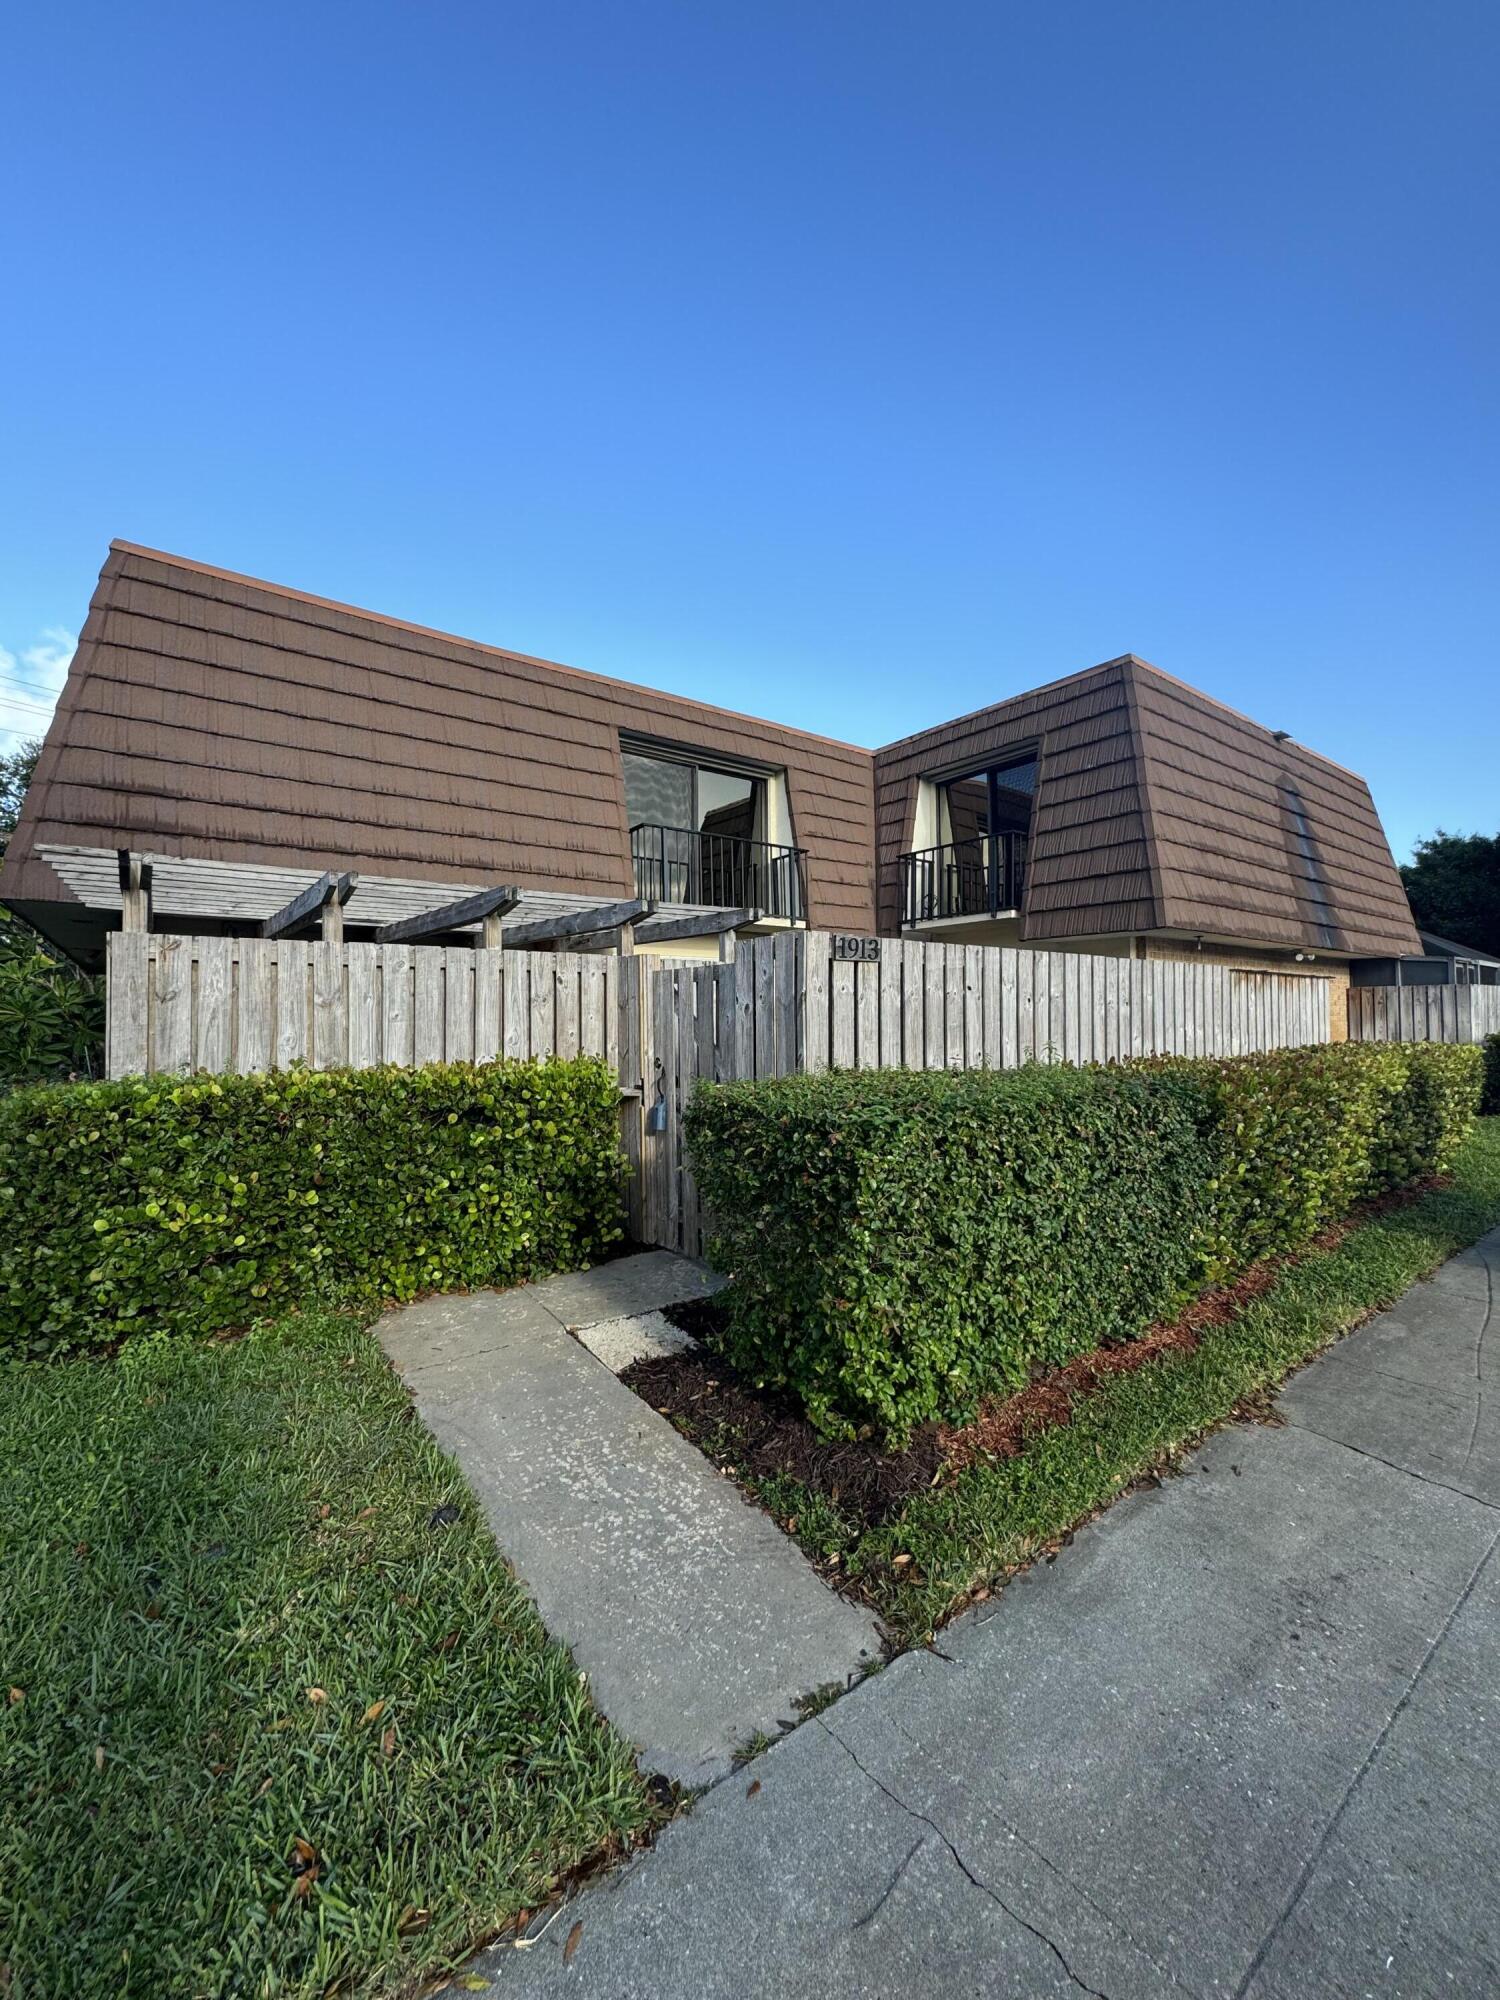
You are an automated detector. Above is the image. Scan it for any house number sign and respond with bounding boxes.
[831,935,881,962]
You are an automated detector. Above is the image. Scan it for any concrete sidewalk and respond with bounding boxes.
[380,1254,881,1788]
[479,1229,1500,2000]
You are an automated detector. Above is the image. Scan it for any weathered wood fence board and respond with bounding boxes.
[107,930,1334,1261]
[106,936,621,1077]
[1347,984,1500,1046]
[632,935,1332,1258]
[794,936,1328,1072]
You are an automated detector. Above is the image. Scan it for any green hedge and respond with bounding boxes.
[686,1040,1482,1443]
[1,1058,624,1360]
[1150,1039,1482,1282]
[1483,1033,1500,1116]
[686,1063,1211,1441]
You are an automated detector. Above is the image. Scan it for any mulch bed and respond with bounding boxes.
[631,1175,1447,1535]
[626,1321,946,1525]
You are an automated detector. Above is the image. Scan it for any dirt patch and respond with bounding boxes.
[624,1345,945,1524]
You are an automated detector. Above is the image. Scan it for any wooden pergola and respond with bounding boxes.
[110,848,758,960]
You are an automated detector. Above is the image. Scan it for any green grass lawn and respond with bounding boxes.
[0,1313,657,2000]
[731,1116,1500,1649]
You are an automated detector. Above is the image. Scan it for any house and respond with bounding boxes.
[1352,930,1500,989]
[1,542,1422,1002]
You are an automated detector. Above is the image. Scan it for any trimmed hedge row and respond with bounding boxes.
[1483,1033,1500,1116]
[686,1040,1483,1443]
[1150,1038,1481,1282]
[1,1058,624,1359]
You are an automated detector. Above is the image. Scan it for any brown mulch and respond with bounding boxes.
[634,1175,1450,1533]
[937,1318,1203,1473]
[625,1339,946,1524]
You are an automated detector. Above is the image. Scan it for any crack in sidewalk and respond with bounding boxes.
[874,1701,1197,1999]
[1278,1415,1499,1513]
[818,1718,1115,2000]
[1460,1250,1493,1474]
[1231,1527,1500,1999]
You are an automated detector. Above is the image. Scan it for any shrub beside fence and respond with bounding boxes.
[687,1040,1483,1443]
[1,1056,624,1359]
[1484,1033,1500,1116]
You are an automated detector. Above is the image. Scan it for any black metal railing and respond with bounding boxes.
[630,824,807,922]
[899,832,1027,926]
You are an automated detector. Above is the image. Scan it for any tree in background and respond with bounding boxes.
[1,739,106,1083]
[1401,831,1500,961]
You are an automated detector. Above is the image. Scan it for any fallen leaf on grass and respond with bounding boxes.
[435,1632,459,1654]
[891,1553,913,1568]
[381,1725,398,1757]
[289,1836,320,1897]
[362,1700,386,1725]
[563,1922,583,1965]
[94,1746,106,1773]
[306,1687,328,1705]
[7,1688,22,1706]
[357,1505,377,1519]
[256,1775,274,1798]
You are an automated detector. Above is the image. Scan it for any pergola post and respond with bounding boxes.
[261,870,358,941]
[117,851,154,933]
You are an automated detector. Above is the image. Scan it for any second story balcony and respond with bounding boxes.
[899,830,1027,927]
[631,822,807,924]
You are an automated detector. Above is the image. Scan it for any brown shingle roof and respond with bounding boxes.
[2,541,877,936]
[873,655,1420,957]
[2,544,1420,964]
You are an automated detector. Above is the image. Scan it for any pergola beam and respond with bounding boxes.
[374,885,522,946]
[260,870,358,941]
[633,907,759,945]
[502,898,650,949]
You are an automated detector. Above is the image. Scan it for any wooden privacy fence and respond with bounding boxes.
[105,934,622,1077]
[635,934,1333,1256]
[106,930,1333,1258]
[1347,984,1500,1047]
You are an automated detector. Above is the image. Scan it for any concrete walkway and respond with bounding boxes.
[478,1230,1500,1999]
[379,1254,881,1788]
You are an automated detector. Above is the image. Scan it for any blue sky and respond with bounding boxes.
[3,1,1496,858]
